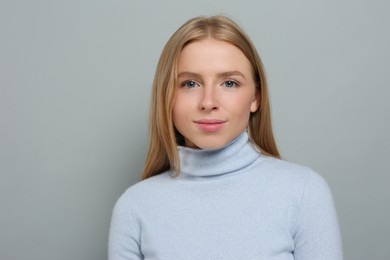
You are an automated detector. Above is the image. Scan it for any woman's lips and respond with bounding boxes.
[194,119,226,132]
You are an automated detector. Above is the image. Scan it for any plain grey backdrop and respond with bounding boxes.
[1,0,389,259]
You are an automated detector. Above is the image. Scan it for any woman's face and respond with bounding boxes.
[173,39,259,149]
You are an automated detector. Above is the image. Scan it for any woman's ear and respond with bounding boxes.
[250,89,260,113]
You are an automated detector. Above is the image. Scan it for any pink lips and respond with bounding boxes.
[194,119,226,132]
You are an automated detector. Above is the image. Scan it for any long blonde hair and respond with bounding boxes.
[141,15,280,180]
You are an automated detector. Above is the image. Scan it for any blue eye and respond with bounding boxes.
[182,80,198,88]
[224,80,238,88]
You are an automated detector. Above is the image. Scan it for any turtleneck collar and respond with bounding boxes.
[177,131,260,178]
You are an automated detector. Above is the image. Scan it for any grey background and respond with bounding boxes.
[1,0,389,259]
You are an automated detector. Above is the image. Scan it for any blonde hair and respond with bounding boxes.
[141,15,280,180]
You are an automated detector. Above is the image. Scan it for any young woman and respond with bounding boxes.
[109,15,343,260]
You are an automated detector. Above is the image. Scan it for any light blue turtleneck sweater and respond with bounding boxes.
[109,132,343,259]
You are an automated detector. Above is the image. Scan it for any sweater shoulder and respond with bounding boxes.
[255,156,332,196]
[114,172,172,210]
[260,156,321,179]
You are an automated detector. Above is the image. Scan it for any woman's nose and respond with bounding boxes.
[199,85,219,111]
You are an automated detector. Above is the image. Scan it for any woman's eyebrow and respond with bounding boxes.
[177,71,200,78]
[178,71,246,79]
[216,71,246,79]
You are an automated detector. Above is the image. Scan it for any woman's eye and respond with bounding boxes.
[224,80,238,88]
[182,80,198,88]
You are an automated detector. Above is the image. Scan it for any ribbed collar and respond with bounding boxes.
[177,131,260,178]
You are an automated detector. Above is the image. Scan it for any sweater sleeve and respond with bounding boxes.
[108,191,143,260]
[293,170,343,260]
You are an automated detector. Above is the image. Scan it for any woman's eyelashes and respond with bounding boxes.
[181,80,199,88]
[180,79,241,88]
[222,80,240,88]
